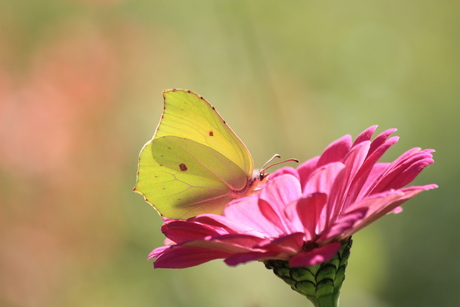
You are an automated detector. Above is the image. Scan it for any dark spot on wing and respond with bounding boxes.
[209,131,214,136]
[179,163,188,171]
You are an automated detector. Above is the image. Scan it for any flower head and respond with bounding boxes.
[150,126,437,269]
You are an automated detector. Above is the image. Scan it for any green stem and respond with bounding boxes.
[307,292,340,307]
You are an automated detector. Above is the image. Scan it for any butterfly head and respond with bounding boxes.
[251,168,269,188]
[250,154,299,193]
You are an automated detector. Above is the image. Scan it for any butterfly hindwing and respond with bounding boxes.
[136,136,247,218]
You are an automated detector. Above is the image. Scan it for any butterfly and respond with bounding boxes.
[134,89,297,219]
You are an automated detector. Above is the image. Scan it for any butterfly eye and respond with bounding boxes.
[259,170,268,181]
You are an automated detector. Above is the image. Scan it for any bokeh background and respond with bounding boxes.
[0,1,458,306]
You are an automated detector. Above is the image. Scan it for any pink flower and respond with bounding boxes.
[149,126,437,269]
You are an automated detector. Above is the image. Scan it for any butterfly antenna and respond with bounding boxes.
[261,154,299,173]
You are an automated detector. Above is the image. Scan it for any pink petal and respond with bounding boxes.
[302,162,344,231]
[260,175,302,211]
[327,141,370,218]
[161,220,225,243]
[368,148,434,194]
[259,232,305,254]
[258,174,302,233]
[222,195,283,236]
[343,184,437,236]
[182,235,264,253]
[317,135,352,167]
[303,162,345,196]
[152,246,232,268]
[287,193,327,240]
[193,211,265,234]
[352,125,378,146]
[148,246,169,260]
[271,166,300,181]
[318,208,367,242]
[296,156,320,185]
[367,128,398,156]
[289,242,342,267]
[356,163,390,199]
[224,251,281,266]
[347,136,399,204]
[383,153,434,190]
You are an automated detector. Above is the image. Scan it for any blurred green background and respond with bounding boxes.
[0,0,457,306]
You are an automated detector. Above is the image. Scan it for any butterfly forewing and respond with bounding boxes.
[156,89,254,177]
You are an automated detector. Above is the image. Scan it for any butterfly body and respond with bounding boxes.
[134,89,264,219]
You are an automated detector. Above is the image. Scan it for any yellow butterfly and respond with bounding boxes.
[134,89,296,219]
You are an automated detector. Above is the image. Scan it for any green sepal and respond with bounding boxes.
[264,238,353,307]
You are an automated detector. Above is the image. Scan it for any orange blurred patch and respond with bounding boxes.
[0,21,130,306]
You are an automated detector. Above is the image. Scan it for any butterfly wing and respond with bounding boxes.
[156,89,254,175]
[136,136,250,219]
[134,89,254,219]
